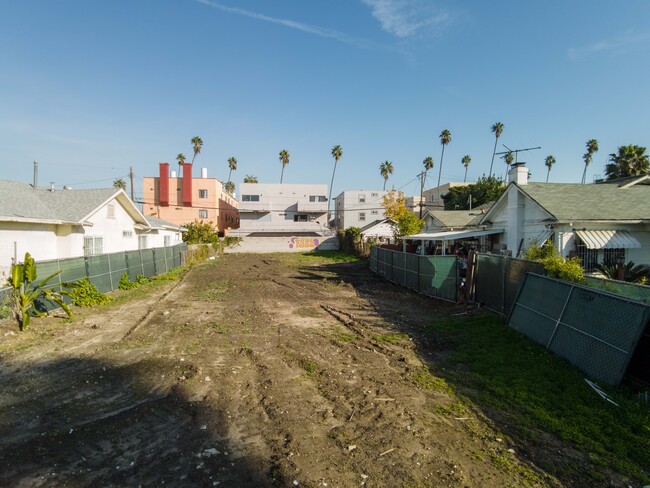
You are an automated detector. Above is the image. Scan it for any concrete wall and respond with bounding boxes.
[225,235,340,253]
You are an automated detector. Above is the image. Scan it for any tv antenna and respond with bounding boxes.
[495,144,541,164]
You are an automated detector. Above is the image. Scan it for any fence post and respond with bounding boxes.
[124,251,129,281]
[546,284,575,351]
[501,257,507,314]
[107,253,114,291]
[152,248,157,276]
[140,249,145,276]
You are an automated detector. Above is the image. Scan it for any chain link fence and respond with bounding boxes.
[585,276,650,305]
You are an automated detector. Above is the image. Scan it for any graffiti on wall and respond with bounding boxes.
[289,237,320,250]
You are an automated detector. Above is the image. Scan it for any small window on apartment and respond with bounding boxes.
[371,192,378,198]
[107,203,116,219]
[199,210,208,219]
[371,210,378,215]
[319,196,327,202]
[84,236,103,256]
[309,195,317,202]
[359,194,366,203]
[122,230,133,238]
[294,215,308,222]
[359,212,366,222]
[199,189,208,198]
[242,195,260,202]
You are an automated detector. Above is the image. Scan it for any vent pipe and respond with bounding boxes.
[201,167,208,178]
[49,182,55,191]
[33,161,38,188]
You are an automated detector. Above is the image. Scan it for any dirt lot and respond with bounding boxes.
[0,253,623,487]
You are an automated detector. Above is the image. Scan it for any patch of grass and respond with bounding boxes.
[153,266,188,282]
[295,306,321,318]
[372,332,410,344]
[197,280,232,301]
[426,314,650,484]
[290,251,361,265]
[334,332,358,343]
[412,365,453,394]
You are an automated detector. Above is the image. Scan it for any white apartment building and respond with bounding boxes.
[421,182,469,211]
[334,190,390,230]
[231,183,331,237]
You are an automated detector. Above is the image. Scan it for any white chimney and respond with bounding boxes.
[508,162,529,185]
[201,167,208,178]
[171,170,177,178]
[49,182,55,191]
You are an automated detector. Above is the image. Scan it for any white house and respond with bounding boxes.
[359,218,396,244]
[479,165,650,269]
[334,190,390,230]
[0,180,183,277]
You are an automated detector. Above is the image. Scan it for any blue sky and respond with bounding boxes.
[2,1,650,203]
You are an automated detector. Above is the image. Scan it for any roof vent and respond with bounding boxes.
[49,182,55,191]
[63,185,72,190]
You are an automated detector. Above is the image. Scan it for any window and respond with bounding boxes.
[199,210,208,219]
[359,212,366,222]
[107,203,116,219]
[604,248,625,265]
[242,194,260,202]
[359,194,366,203]
[575,237,598,272]
[309,195,328,202]
[294,214,308,222]
[122,230,133,238]
[84,236,103,256]
[199,189,208,198]
[138,235,148,250]
[371,192,378,198]
[371,210,378,215]
[164,236,171,247]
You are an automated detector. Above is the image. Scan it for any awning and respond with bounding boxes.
[575,230,641,249]
[532,229,553,245]
[407,228,504,241]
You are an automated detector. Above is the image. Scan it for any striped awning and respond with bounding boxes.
[575,230,641,249]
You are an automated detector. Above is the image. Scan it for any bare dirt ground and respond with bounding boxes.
[0,253,598,487]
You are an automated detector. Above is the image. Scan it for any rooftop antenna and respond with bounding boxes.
[496,144,541,164]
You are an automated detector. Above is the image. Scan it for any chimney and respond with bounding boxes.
[508,162,529,185]
[33,161,38,188]
[201,167,208,178]
[159,162,170,207]
[49,182,55,191]
[182,163,193,206]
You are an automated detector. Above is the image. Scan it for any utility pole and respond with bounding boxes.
[129,166,134,201]
[418,171,426,219]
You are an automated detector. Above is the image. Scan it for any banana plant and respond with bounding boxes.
[7,252,72,330]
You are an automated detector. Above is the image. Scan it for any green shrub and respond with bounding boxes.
[67,278,112,307]
[136,275,152,284]
[524,241,586,284]
[118,273,138,290]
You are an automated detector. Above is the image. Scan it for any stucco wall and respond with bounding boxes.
[225,236,340,253]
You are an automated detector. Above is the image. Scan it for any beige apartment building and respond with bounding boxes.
[143,162,239,235]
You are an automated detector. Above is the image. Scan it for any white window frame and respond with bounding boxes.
[84,236,103,256]
[199,189,208,199]
[199,209,208,219]
[359,194,366,203]
[359,212,366,222]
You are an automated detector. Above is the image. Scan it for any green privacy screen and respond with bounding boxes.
[369,247,457,302]
[508,273,650,385]
[585,276,650,305]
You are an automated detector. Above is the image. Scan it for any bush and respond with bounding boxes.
[118,273,138,290]
[136,275,152,284]
[524,242,585,284]
[67,278,112,307]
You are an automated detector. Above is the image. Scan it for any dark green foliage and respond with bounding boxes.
[605,145,650,180]
[594,260,650,284]
[182,220,220,245]
[136,275,152,284]
[442,175,506,210]
[67,278,111,307]
[118,273,138,290]
[524,241,585,284]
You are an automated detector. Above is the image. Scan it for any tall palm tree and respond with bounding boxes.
[437,129,452,187]
[176,153,186,177]
[328,145,343,220]
[605,145,650,180]
[581,138,598,184]
[191,136,203,164]
[461,155,471,182]
[379,161,393,190]
[243,175,258,183]
[419,156,434,218]
[544,155,556,182]
[227,157,237,183]
[503,151,514,167]
[113,178,126,191]
[489,122,504,178]
[279,149,290,183]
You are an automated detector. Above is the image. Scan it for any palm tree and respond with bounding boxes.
[328,145,343,221]
[113,178,126,191]
[461,155,471,183]
[379,160,393,190]
[191,136,203,164]
[422,156,434,187]
[489,122,504,178]
[176,153,186,177]
[437,129,452,187]
[227,157,237,183]
[581,138,598,184]
[544,155,556,182]
[279,149,290,183]
[243,175,258,183]
[224,181,235,194]
[605,145,650,180]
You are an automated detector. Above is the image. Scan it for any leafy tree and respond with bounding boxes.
[243,175,258,183]
[379,160,393,190]
[182,220,219,244]
[581,138,598,184]
[224,181,235,194]
[489,122,504,178]
[523,241,585,284]
[191,136,203,164]
[461,155,471,182]
[227,156,237,183]
[544,155,556,183]
[176,153,186,176]
[381,190,424,240]
[113,178,126,191]
[328,145,343,220]
[442,175,506,210]
[605,145,650,180]
[437,129,452,187]
[279,149,290,183]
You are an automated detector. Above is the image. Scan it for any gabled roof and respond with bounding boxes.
[0,180,148,225]
[482,181,650,223]
[359,218,395,233]
[145,216,186,231]
[426,202,494,228]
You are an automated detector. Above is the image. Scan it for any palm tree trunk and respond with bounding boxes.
[464,166,468,183]
[383,179,387,191]
[328,160,338,224]
[228,169,233,183]
[280,165,285,184]
[581,166,587,184]
[546,168,550,183]
[437,145,446,188]
[489,137,498,178]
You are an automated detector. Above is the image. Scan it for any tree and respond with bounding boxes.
[503,151,514,167]
[581,138,598,184]
[227,157,237,183]
[224,181,235,194]
[544,155,556,183]
[176,153,186,177]
[113,178,126,191]
[420,156,434,218]
[605,145,650,180]
[328,145,343,221]
[191,136,203,164]
[243,175,258,183]
[437,129,452,187]
[489,122,504,178]
[379,160,393,190]
[279,149,290,183]
[442,175,506,210]
[461,155,471,183]
[381,190,424,240]
[182,220,219,244]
